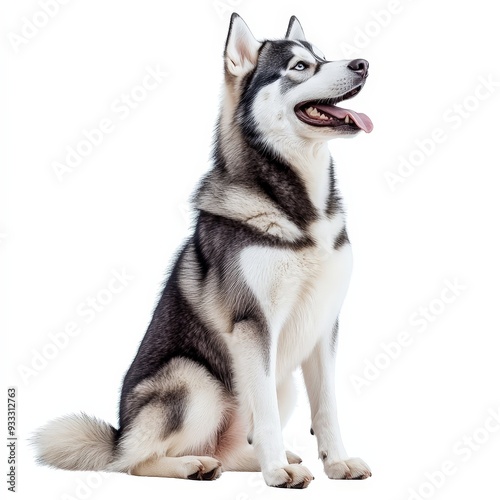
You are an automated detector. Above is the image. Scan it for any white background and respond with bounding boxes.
[2,0,500,499]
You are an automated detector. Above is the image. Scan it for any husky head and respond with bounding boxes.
[222,14,373,155]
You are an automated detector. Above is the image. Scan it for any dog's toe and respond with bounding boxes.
[324,457,371,480]
[185,456,222,480]
[264,464,314,489]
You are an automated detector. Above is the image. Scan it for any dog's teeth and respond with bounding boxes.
[306,107,330,120]
[345,116,350,124]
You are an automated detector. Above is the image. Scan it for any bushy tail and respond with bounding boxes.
[34,413,118,471]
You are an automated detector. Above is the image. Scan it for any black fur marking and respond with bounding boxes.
[334,226,349,250]
[121,391,157,433]
[310,427,314,436]
[162,386,188,437]
[252,159,318,231]
[313,63,323,75]
[325,159,342,217]
[120,381,188,440]
[300,41,327,62]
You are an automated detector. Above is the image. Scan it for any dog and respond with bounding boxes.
[35,14,373,489]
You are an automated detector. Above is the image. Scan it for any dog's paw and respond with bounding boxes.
[184,456,222,480]
[324,457,371,480]
[264,464,314,489]
[285,450,302,464]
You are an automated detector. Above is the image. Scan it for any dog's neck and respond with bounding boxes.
[264,136,333,214]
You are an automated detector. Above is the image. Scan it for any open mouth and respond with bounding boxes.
[294,86,373,133]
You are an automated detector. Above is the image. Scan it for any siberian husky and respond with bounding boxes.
[35,14,373,489]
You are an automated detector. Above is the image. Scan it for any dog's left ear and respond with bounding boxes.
[285,16,306,40]
[225,13,261,77]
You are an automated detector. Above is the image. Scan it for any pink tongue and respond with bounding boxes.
[314,104,373,133]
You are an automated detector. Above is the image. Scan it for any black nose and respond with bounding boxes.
[348,58,369,77]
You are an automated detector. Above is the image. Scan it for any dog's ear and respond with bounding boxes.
[225,13,261,77]
[285,16,306,40]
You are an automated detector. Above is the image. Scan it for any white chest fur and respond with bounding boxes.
[239,213,352,383]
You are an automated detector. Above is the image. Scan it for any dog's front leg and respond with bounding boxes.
[229,320,313,489]
[302,329,372,480]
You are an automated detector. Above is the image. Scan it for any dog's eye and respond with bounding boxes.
[292,62,308,71]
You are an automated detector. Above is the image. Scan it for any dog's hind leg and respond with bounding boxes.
[111,358,233,479]
[131,455,222,480]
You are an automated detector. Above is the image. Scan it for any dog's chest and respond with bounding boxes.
[240,213,352,379]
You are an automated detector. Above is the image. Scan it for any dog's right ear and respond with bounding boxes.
[225,13,261,77]
[285,16,306,40]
